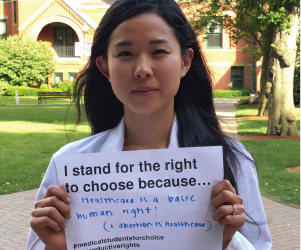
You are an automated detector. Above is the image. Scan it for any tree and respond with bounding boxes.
[183,0,300,136]
[0,35,56,87]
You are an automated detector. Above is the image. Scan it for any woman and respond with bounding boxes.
[27,0,272,249]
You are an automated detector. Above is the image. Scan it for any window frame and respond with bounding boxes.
[68,72,76,81]
[231,66,245,90]
[206,22,223,49]
[54,72,63,84]
[13,1,17,24]
[0,19,7,40]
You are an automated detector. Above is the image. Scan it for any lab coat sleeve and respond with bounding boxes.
[225,143,272,250]
[27,156,58,250]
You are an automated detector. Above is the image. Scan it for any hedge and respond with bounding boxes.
[5,87,63,96]
[213,89,251,98]
[5,87,251,98]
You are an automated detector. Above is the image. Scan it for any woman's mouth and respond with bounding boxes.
[132,87,158,96]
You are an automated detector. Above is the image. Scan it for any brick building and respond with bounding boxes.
[0,0,261,90]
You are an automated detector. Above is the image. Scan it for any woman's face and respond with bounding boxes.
[96,12,193,116]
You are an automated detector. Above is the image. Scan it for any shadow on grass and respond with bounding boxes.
[0,105,87,125]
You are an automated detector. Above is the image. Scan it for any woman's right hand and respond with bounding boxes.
[30,185,71,250]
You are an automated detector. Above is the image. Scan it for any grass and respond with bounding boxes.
[0,104,90,195]
[241,140,300,208]
[235,104,300,208]
[236,105,300,135]
[236,104,300,119]
[0,96,71,105]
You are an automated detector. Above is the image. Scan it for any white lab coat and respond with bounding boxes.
[27,117,272,250]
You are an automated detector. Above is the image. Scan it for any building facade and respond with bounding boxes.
[0,0,261,90]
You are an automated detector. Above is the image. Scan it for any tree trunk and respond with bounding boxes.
[267,6,300,136]
[258,25,273,116]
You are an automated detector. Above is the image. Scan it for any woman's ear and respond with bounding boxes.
[181,48,194,78]
[96,55,110,81]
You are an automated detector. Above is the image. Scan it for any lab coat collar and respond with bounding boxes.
[101,116,179,152]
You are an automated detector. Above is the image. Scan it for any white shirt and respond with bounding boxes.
[27,117,272,250]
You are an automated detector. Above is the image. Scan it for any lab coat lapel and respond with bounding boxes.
[101,117,125,152]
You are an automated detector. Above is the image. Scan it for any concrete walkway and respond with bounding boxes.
[0,99,299,249]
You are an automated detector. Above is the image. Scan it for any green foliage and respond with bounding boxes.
[184,0,299,60]
[40,84,49,89]
[294,65,300,105]
[0,35,56,87]
[237,97,251,105]
[53,81,74,92]
[0,80,9,96]
[5,86,62,96]
[213,89,251,98]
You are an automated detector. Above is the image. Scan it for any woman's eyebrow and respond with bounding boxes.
[114,39,171,48]
[149,39,171,45]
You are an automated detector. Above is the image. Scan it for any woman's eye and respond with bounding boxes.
[153,49,168,55]
[118,51,132,57]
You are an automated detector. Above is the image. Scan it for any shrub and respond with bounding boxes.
[252,97,259,104]
[237,98,251,105]
[5,86,62,96]
[213,89,251,98]
[53,81,73,92]
[40,84,49,89]
[0,35,56,87]
[0,80,9,96]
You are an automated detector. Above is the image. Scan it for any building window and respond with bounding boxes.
[68,72,77,81]
[206,23,222,49]
[0,20,7,40]
[231,67,244,90]
[53,27,75,57]
[54,73,63,83]
[13,1,17,24]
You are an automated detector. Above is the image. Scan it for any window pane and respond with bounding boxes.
[55,29,64,45]
[0,21,6,35]
[232,80,243,90]
[65,29,73,46]
[232,68,243,76]
[208,34,221,48]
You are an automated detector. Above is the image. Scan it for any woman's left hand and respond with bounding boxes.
[211,180,246,250]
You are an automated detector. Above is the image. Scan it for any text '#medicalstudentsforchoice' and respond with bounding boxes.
[73,235,164,249]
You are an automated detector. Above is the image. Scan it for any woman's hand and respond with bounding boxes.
[30,185,71,250]
[211,180,246,250]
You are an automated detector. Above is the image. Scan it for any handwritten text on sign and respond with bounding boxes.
[57,146,224,250]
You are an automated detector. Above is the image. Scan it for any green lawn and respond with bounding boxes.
[241,140,300,208]
[0,105,90,195]
[0,96,71,105]
[235,104,300,208]
[236,104,300,119]
[236,105,300,135]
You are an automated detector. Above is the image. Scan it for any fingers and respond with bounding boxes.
[31,185,71,234]
[218,213,246,228]
[30,215,62,233]
[212,204,245,222]
[35,195,71,220]
[211,180,242,209]
[32,207,67,231]
[43,185,71,204]
[211,180,236,198]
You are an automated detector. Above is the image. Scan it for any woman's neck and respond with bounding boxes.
[123,108,174,151]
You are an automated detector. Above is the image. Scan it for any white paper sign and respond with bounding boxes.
[57,146,224,250]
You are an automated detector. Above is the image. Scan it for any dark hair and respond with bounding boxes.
[73,0,258,231]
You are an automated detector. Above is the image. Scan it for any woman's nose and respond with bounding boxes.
[134,56,153,79]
